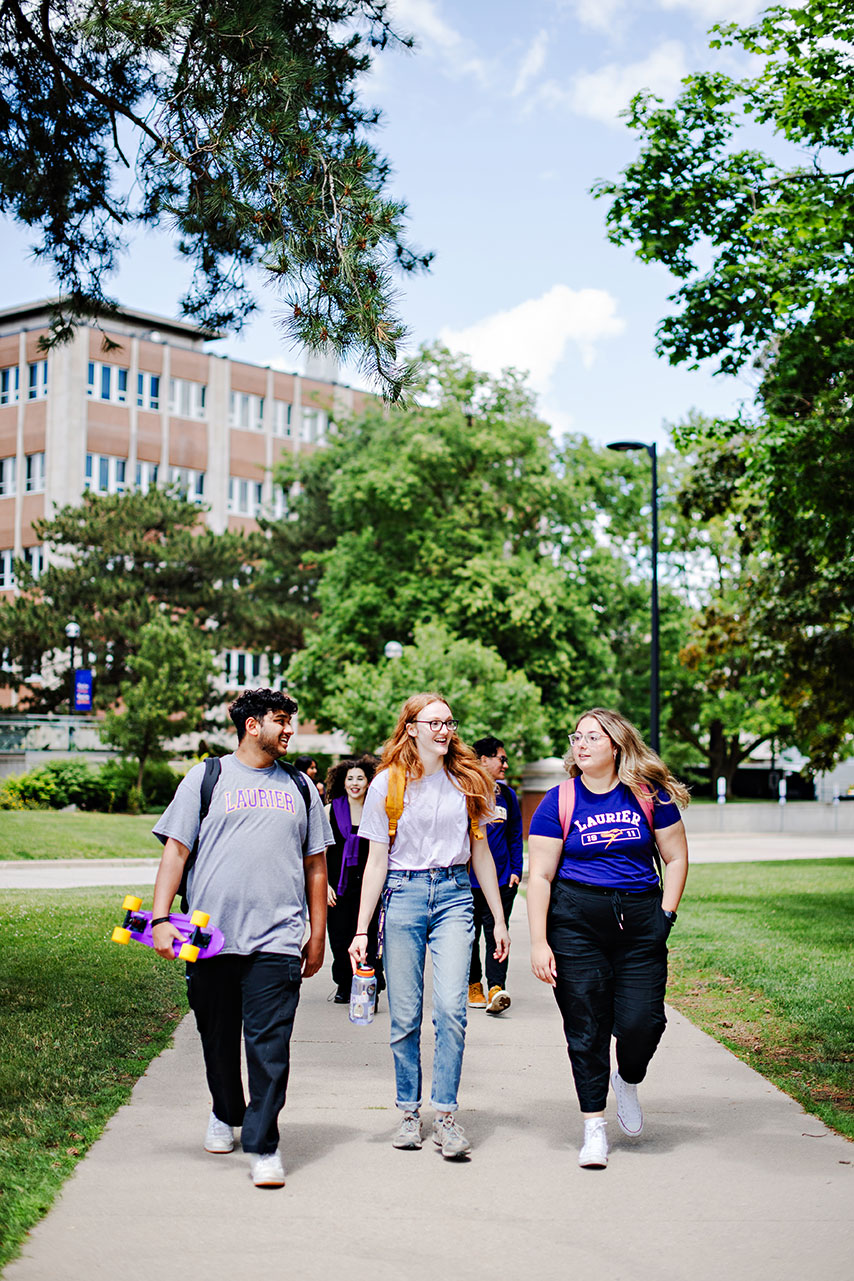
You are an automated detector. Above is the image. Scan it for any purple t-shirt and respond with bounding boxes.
[529,777,681,891]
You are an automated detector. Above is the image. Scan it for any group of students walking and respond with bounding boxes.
[151,686,689,1187]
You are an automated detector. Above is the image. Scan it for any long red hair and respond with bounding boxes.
[379,692,494,824]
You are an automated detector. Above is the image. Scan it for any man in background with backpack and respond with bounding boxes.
[151,688,332,1189]
[468,735,523,1015]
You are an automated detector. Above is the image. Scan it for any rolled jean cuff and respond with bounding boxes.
[396,1099,422,1114]
[430,1100,458,1113]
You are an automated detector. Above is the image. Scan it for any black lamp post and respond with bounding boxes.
[65,620,80,714]
[607,440,660,754]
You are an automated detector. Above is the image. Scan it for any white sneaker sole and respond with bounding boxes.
[486,990,511,1014]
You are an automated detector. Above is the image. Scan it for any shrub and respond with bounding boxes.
[96,759,180,812]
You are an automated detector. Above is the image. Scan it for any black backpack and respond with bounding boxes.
[178,757,313,913]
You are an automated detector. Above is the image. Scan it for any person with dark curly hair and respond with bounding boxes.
[151,688,332,1189]
[324,755,383,1003]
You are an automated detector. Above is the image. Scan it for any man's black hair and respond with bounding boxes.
[229,688,298,741]
[473,735,504,759]
[293,755,316,772]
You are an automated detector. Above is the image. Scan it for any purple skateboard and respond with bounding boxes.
[111,895,225,962]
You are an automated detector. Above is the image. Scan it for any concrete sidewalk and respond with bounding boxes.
[4,915,851,1281]
[0,831,851,891]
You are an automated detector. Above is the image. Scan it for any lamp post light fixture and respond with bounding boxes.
[65,621,81,715]
[607,440,660,754]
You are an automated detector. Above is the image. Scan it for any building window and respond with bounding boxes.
[1,366,20,406]
[229,391,264,431]
[85,453,128,495]
[0,549,14,589]
[223,650,262,687]
[0,457,16,497]
[27,360,48,400]
[169,467,205,503]
[269,484,290,520]
[169,378,207,419]
[25,453,45,494]
[137,372,161,410]
[87,361,130,404]
[228,476,264,517]
[272,400,292,437]
[23,545,44,580]
[134,461,159,493]
[300,408,327,444]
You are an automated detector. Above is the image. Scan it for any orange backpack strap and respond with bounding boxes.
[557,777,576,841]
[470,812,483,842]
[385,764,406,843]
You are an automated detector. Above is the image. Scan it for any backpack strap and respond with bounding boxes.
[179,756,221,913]
[632,786,656,832]
[385,763,406,843]
[276,759,311,853]
[557,777,576,841]
[384,762,484,844]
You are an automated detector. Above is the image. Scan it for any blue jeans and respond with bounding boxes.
[382,866,474,1113]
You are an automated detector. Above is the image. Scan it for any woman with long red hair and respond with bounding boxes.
[349,692,509,1160]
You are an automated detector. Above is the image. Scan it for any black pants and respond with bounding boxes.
[186,952,302,1154]
[469,882,517,990]
[326,889,384,996]
[547,879,670,1113]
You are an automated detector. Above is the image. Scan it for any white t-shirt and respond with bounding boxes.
[358,767,471,870]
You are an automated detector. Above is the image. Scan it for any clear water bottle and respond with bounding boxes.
[349,966,377,1025]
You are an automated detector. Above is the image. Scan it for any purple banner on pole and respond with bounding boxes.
[73,669,93,712]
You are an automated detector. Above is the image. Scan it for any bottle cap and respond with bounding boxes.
[355,966,375,977]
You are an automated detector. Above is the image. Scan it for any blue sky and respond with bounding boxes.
[2,0,774,445]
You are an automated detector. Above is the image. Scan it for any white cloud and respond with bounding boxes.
[559,39,689,125]
[571,0,627,33]
[438,285,625,399]
[655,0,768,21]
[389,0,489,83]
[513,30,549,97]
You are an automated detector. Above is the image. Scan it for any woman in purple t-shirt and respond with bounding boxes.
[527,707,689,1170]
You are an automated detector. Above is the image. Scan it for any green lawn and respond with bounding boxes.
[0,886,188,1270]
[668,859,854,1140]
[0,811,161,860]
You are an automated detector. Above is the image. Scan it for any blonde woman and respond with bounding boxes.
[527,708,689,1170]
[349,693,509,1160]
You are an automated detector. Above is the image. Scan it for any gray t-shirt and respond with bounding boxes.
[153,755,333,957]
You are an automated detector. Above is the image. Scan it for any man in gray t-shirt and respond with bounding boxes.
[150,688,332,1189]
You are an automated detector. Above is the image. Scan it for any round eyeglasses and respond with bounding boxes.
[567,731,608,746]
[411,718,458,733]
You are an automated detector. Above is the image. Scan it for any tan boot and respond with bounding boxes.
[467,981,487,1008]
[486,985,511,1014]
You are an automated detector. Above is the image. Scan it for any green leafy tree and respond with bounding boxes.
[280,347,653,747]
[316,622,549,766]
[101,615,217,793]
[0,488,263,712]
[0,1,430,395]
[594,0,854,767]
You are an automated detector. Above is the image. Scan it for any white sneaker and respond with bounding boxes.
[578,1119,608,1168]
[250,1151,286,1187]
[204,1111,234,1154]
[611,1070,644,1136]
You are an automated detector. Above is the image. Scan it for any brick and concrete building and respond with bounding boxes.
[0,299,367,744]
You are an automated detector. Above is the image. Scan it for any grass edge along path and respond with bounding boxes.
[0,812,160,861]
[666,858,854,1144]
[0,886,188,1271]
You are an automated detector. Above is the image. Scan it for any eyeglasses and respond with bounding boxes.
[411,718,458,733]
[568,731,608,746]
[496,756,509,766]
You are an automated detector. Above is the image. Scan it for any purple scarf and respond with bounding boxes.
[332,794,362,895]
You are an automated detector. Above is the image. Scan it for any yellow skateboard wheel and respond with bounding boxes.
[179,943,200,963]
[122,895,143,911]
[112,927,131,945]
[190,911,210,927]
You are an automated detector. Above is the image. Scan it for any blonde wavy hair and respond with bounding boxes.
[379,692,495,824]
[564,707,690,809]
